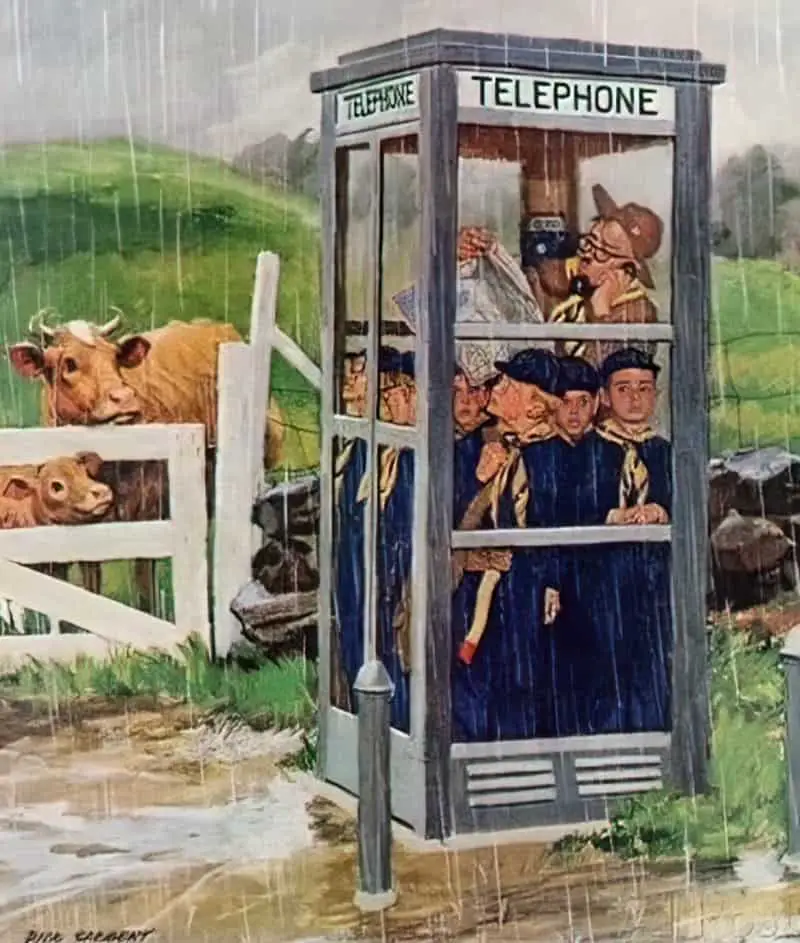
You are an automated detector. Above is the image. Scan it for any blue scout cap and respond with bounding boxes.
[378,346,403,373]
[599,347,661,386]
[399,351,415,378]
[554,356,600,396]
[494,348,559,394]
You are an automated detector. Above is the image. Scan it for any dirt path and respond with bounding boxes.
[0,702,796,943]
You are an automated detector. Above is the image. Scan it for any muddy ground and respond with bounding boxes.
[0,698,797,943]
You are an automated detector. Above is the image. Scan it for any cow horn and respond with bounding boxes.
[28,308,57,340]
[97,307,124,337]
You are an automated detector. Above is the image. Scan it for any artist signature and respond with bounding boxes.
[24,931,156,943]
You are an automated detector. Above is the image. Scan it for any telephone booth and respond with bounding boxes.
[311,30,726,840]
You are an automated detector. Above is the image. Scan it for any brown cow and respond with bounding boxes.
[8,310,286,605]
[9,311,285,463]
[0,452,113,529]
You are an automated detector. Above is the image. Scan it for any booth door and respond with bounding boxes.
[324,132,425,828]
[324,140,375,799]
[448,121,675,832]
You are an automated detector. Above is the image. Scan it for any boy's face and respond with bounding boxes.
[603,367,657,425]
[382,378,416,427]
[556,389,598,440]
[341,354,367,417]
[453,372,489,432]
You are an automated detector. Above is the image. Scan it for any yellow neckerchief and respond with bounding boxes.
[597,416,656,446]
[565,256,580,280]
[454,422,560,666]
[356,446,402,512]
[459,421,555,531]
[597,417,655,508]
[549,263,655,326]
[334,439,357,506]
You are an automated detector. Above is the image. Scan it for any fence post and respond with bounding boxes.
[782,625,800,873]
[213,343,256,659]
[353,659,397,912]
[247,251,280,557]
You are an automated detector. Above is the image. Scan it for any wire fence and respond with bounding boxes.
[267,383,321,481]
[710,328,800,453]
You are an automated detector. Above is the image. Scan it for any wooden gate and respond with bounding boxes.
[0,424,209,668]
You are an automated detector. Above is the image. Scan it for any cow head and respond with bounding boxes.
[34,452,114,524]
[7,308,152,426]
[1,452,113,524]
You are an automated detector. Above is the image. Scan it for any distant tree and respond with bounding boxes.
[714,145,800,259]
[231,130,319,199]
[285,129,320,199]
[350,154,419,231]
[778,197,800,270]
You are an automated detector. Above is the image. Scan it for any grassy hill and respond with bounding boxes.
[0,139,794,469]
[0,139,321,470]
[712,256,800,456]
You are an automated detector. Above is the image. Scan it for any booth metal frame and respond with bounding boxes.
[311,29,726,841]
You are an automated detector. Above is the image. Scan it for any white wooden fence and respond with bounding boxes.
[0,249,322,667]
[0,424,209,669]
[212,251,321,658]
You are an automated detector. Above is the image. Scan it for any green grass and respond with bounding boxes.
[557,624,786,863]
[712,256,800,456]
[0,634,317,731]
[0,138,321,469]
[0,623,785,859]
[0,138,321,621]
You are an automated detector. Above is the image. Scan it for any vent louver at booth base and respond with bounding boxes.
[451,748,667,830]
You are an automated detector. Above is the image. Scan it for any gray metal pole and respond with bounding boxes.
[781,627,800,874]
[353,659,397,912]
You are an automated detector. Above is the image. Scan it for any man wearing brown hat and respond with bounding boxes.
[549,184,664,366]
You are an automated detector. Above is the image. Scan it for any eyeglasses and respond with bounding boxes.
[577,232,632,265]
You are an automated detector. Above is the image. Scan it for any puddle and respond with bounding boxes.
[0,706,317,939]
[0,704,798,942]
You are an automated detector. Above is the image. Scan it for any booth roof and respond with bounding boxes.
[309,28,726,93]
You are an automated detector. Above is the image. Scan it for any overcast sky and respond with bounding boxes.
[0,0,796,164]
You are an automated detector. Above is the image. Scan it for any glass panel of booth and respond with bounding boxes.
[450,121,675,744]
[373,133,420,734]
[330,143,373,715]
[333,144,373,418]
[330,433,368,714]
[377,133,420,426]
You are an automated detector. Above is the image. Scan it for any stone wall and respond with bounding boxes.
[229,447,800,659]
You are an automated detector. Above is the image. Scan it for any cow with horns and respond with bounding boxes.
[7,309,286,607]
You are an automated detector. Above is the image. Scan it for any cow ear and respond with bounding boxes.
[1,476,33,500]
[7,343,45,379]
[116,335,151,369]
[75,451,103,477]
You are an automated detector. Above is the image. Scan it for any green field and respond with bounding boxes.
[0,138,321,470]
[0,140,795,467]
[557,622,786,862]
[0,636,316,734]
[712,256,800,456]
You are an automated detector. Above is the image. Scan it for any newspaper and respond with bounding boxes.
[392,238,552,387]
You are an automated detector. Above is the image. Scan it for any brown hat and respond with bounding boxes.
[591,184,664,289]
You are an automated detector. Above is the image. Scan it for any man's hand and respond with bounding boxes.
[606,507,640,525]
[590,266,633,318]
[476,441,508,483]
[544,588,560,626]
[458,226,496,263]
[607,504,669,525]
[630,503,669,525]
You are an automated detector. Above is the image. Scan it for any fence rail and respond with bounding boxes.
[0,249,324,667]
[710,329,800,452]
[0,423,210,668]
